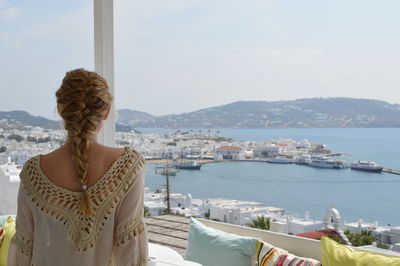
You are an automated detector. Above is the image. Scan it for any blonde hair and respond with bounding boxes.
[56,68,112,217]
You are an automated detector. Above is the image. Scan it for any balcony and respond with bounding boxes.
[145,215,322,262]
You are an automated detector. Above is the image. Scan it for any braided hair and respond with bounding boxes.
[56,68,113,217]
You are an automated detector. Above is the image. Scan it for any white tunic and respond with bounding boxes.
[7,148,148,266]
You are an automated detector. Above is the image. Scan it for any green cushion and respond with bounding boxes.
[0,216,16,266]
[185,218,259,266]
[321,236,400,266]
[0,215,15,227]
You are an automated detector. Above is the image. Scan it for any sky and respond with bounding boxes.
[0,0,400,119]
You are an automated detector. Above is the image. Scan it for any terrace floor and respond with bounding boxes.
[144,215,190,256]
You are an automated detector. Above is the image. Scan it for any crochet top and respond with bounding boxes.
[7,147,147,266]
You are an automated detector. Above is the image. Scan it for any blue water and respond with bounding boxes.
[139,128,400,226]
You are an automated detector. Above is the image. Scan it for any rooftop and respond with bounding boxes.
[295,229,341,240]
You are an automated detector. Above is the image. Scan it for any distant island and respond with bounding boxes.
[2,97,400,130]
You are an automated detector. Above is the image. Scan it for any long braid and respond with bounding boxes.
[56,69,112,217]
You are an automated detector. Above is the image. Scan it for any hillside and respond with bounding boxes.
[116,98,400,128]
[0,111,61,129]
[2,98,400,129]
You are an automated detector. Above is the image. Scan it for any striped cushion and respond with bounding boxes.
[256,241,321,266]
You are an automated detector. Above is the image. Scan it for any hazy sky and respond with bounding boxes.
[1,0,400,119]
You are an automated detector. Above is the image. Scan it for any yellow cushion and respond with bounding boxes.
[321,236,400,266]
[0,216,16,266]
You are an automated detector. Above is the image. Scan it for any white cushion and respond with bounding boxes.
[148,243,202,266]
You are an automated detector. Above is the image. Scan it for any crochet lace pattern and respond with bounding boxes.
[12,233,33,257]
[19,148,145,252]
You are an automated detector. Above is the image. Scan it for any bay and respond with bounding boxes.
[139,128,400,226]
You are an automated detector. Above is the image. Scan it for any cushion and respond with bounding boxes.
[0,215,15,227]
[185,218,259,266]
[0,228,3,247]
[256,240,320,266]
[321,236,400,266]
[0,216,16,266]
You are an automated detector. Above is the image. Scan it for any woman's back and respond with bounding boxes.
[7,69,148,266]
[40,144,127,192]
[8,146,147,266]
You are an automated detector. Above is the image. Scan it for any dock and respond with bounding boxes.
[383,168,400,175]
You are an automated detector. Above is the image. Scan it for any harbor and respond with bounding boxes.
[0,126,399,229]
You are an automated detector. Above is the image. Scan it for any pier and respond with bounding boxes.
[383,168,400,175]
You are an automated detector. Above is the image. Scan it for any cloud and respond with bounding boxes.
[0,6,23,21]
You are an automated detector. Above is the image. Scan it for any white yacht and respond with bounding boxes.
[307,157,348,169]
[295,154,311,165]
[349,161,383,173]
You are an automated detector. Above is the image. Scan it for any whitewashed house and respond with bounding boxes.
[252,144,279,158]
[214,146,245,160]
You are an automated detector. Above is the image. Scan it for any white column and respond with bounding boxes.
[94,0,115,147]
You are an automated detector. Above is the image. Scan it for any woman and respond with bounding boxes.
[7,69,148,266]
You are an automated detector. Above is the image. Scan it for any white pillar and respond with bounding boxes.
[94,0,115,147]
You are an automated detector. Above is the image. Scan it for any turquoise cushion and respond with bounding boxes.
[185,218,259,266]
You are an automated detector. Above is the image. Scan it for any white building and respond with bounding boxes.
[252,144,279,158]
[270,216,324,235]
[214,146,245,160]
[208,199,285,226]
[0,161,20,215]
[144,189,194,217]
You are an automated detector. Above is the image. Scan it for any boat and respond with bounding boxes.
[295,154,311,165]
[306,157,348,169]
[155,165,179,176]
[267,157,292,164]
[175,161,202,170]
[349,161,383,173]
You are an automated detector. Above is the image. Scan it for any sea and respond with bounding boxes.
[138,128,400,226]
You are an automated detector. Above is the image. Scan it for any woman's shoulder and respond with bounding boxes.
[98,145,144,165]
[95,145,145,181]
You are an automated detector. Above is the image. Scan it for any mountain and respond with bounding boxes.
[116,98,400,128]
[116,109,154,124]
[0,111,62,129]
[3,98,400,130]
[0,110,140,132]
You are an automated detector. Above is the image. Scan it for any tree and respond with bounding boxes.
[7,134,24,142]
[167,142,177,146]
[26,136,38,143]
[38,136,51,143]
[377,242,390,250]
[204,210,210,219]
[0,146,6,153]
[344,230,378,247]
[247,216,270,230]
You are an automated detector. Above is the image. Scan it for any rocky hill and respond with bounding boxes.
[116,98,400,128]
[0,111,61,129]
[2,98,400,129]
